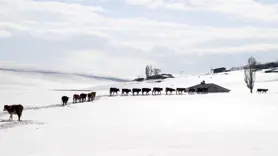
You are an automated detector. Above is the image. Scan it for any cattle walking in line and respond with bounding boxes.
[197,87,209,94]
[87,92,96,101]
[87,93,92,101]
[80,93,87,102]
[88,92,96,101]
[3,104,24,121]
[152,87,163,95]
[166,87,176,95]
[197,88,203,94]
[122,89,131,95]
[203,87,209,94]
[132,88,142,95]
[188,88,195,94]
[61,96,69,106]
[110,87,120,96]
[257,88,268,93]
[73,94,80,103]
[91,92,96,100]
[87,93,93,101]
[176,88,186,94]
[142,88,152,95]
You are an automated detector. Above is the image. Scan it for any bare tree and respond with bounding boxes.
[145,65,150,78]
[145,65,153,78]
[149,65,153,76]
[153,68,161,75]
[244,57,257,93]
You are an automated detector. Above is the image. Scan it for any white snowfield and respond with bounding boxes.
[0,70,278,156]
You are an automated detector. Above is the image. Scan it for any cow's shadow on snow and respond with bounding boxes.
[0,119,44,130]
[0,119,13,123]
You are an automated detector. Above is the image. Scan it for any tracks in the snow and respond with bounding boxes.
[0,95,106,118]
[0,95,107,130]
[0,120,44,130]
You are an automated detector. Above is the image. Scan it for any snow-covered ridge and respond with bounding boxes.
[0,67,129,90]
[0,67,129,108]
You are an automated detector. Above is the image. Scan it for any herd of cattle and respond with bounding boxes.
[2,86,269,122]
[1,92,97,122]
[60,86,210,106]
[61,92,97,106]
[109,86,210,96]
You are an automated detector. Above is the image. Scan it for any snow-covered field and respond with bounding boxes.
[1,69,278,156]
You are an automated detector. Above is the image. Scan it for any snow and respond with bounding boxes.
[0,70,122,108]
[1,69,278,156]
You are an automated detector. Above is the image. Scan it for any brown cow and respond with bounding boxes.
[3,104,24,121]
[86,92,97,101]
[87,93,93,102]
[91,92,96,100]
[80,93,87,102]
[73,94,80,103]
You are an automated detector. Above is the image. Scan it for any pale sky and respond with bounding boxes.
[1,0,278,77]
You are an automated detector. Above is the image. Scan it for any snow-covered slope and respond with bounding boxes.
[0,69,127,108]
[1,70,278,156]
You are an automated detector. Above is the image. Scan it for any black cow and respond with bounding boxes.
[166,87,176,95]
[176,88,186,94]
[203,87,209,94]
[197,88,203,94]
[142,88,152,95]
[132,88,142,95]
[61,96,69,106]
[257,88,268,93]
[3,104,24,121]
[197,87,209,94]
[80,93,87,102]
[152,87,163,95]
[188,88,195,94]
[122,89,131,95]
[110,87,120,96]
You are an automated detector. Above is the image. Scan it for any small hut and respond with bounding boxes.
[187,83,230,93]
[212,67,226,74]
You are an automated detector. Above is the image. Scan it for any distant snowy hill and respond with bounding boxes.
[0,67,129,108]
[0,67,129,90]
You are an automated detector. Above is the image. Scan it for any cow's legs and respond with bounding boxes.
[18,114,21,121]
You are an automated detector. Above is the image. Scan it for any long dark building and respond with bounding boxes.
[212,67,226,74]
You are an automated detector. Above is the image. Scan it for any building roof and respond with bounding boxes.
[186,83,231,93]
